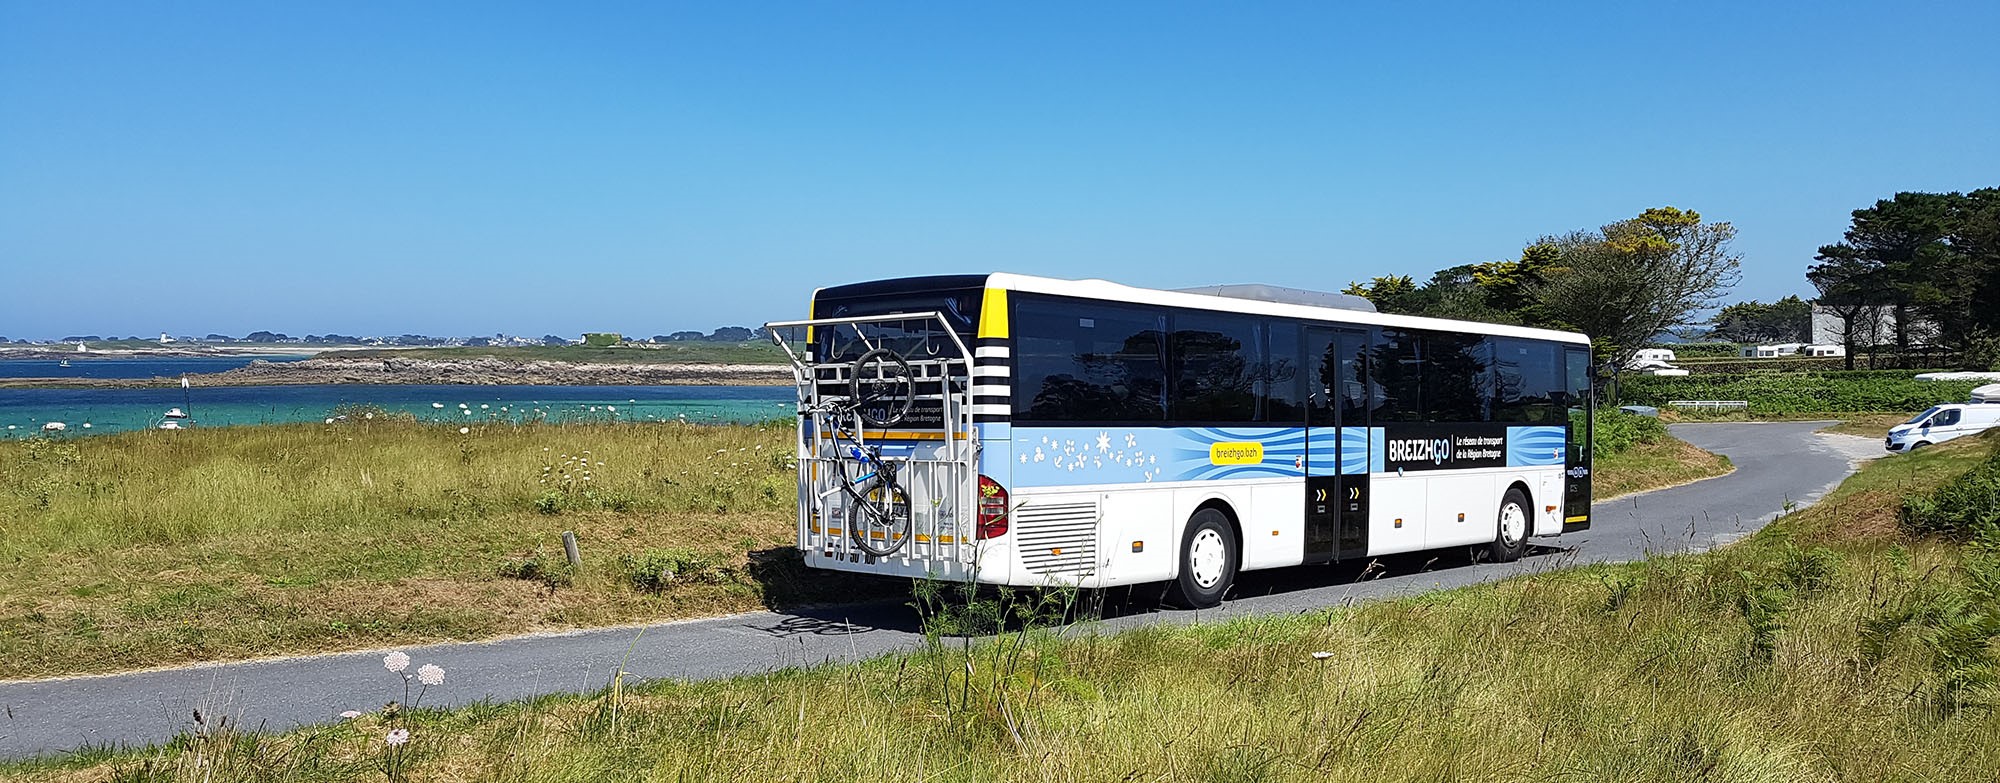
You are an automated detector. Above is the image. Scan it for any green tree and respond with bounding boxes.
[1815,192,1956,359]
[1708,295,1812,344]
[1807,249,1887,370]
[1526,207,1742,366]
[1341,275,1420,313]
[1470,242,1558,321]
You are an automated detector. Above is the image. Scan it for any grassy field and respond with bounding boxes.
[327,342,788,365]
[8,435,1994,781]
[0,420,888,680]
[0,415,1718,682]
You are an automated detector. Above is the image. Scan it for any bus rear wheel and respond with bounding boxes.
[1166,509,1237,609]
[1484,487,1531,563]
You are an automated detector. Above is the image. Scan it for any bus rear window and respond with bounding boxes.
[812,286,983,362]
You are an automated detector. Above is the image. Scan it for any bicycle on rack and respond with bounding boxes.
[809,348,918,557]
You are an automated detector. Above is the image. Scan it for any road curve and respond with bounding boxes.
[0,422,1879,760]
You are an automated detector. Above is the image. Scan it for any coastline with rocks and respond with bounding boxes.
[0,356,794,388]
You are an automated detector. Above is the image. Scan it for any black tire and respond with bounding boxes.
[848,348,915,428]
[846,474,911,557]
[1165,508,1237,609]
[1484,487,1532,563]
[1911,441,1931,451]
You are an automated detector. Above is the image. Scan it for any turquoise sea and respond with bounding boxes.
[0,360,795,438]
[0,354,308,379]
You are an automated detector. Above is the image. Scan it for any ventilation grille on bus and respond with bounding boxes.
[1015,500,1099,575]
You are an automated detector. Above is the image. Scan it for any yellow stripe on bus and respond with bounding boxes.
[977,287,1009,338]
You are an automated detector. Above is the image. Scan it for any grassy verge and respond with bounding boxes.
[1591,410,1733,500]
[12,443,1996,780]
[1593,432,1733,500]
[0,420,886,681]
[326,342,787,365]
[0,415,1720,681]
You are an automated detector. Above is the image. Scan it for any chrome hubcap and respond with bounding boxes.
[1500,502,1527,546]
[1189,529,1227,589]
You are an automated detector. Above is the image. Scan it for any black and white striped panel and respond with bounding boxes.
[972,337,1011,422]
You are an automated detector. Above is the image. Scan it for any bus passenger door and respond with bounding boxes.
[1304,327,1369,563]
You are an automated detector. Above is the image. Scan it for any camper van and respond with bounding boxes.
[1885,402,2000,452]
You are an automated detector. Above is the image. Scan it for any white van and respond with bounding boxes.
[1885,404,2000,452]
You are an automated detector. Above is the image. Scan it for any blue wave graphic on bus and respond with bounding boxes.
[1506,426,1567,466]
[1008,426,1378,486]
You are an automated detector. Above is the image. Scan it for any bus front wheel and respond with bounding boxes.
[1166,509,1237,609]
[1484,487,1531,563]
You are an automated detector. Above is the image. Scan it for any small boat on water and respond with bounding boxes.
[58,359,71,368]
[157,406,193,430]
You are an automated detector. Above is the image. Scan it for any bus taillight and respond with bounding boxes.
[976,474,1009,539]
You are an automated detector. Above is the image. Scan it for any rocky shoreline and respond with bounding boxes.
[1,357,794,388]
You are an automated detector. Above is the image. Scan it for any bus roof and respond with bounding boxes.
[813,273,1590,346]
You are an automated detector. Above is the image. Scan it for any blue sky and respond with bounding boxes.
[3,1,1996,339]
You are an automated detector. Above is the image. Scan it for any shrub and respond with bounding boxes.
[1661,342,1742,358]
[1622,371,1982,415]
[1899,448,2000,538]
[497,551,574,589]
[1592,410,1667,457]
[621,548,730,592]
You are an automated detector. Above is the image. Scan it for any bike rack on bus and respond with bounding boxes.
[764,312,979,570]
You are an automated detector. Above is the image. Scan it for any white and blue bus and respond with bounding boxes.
[767,274,1594,607]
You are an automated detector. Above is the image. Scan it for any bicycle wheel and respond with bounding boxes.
[849,348,915,428]
[847,474,912,557]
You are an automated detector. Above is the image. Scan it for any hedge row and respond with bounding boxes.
[1592,410,1666,456]
[1900,439,2000,538]
[1619,372,1984,415]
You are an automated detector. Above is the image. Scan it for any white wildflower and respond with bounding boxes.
[480,404,489,409]
[432,402,444,409]
[384,651,410,672]
[459,427,470,435]
[339,710,363,720]
[459,403,468,409]
[1310,651,1333,660]
[364,412,373,419]
[607,406,616,412]
[325,418,335,424]
[417,663,445,686]
[385,728,410,746]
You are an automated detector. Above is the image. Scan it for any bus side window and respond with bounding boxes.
[1564,347,1592,458]
[1371,329,1423,422]
[1013,297,1168,423]
[1169,311,1261,423]
[1494,339,1563,424]
[1420,332,1491,422]
[1262,322,1305,424]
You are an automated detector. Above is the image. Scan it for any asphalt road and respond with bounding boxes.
[0,422,1881,760]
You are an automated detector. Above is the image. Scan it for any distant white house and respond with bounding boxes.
[1804,344,1845,357]
[1743,343,1805,358]
[1810,304,1938,348]
[158,333,177,344]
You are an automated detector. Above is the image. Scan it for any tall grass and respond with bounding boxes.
[12,436,1998,782]
[0,419,878,679]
